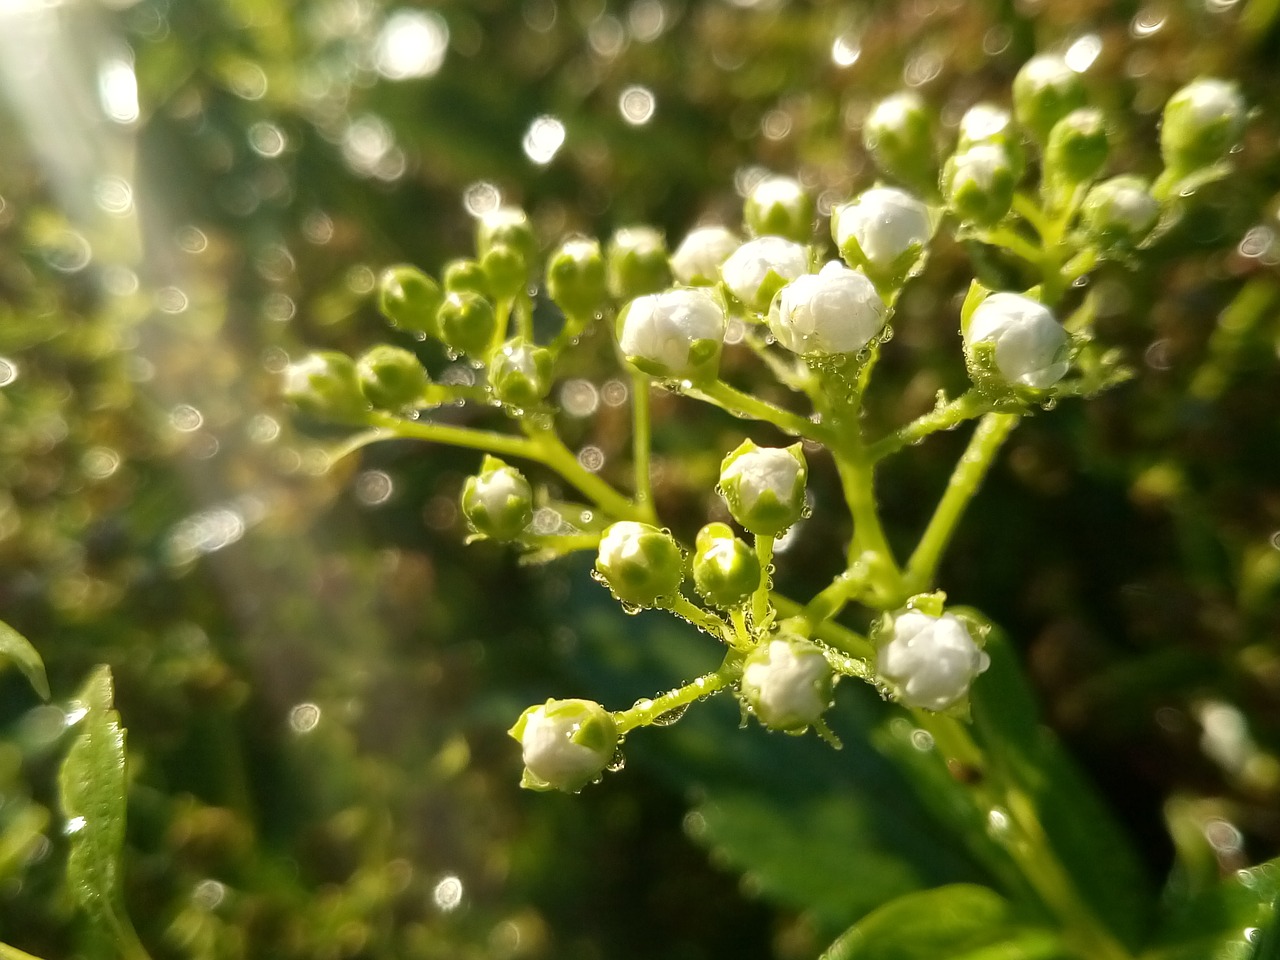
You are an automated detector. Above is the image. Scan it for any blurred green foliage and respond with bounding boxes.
[1,0,1280,958]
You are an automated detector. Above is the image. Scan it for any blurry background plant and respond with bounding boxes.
[1,1,1279,958]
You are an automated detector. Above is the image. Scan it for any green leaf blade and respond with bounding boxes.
[0,620,50,699]
[58,665,128,924]
[820,884,1068,960]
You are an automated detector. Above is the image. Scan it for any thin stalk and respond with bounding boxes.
[833,447,898,579]
[729,607,752,648]
[487,297,513,358]
[867,389,989,461]
[514,291,534,340]
[630,371,657,522]
[979,227,1045,267]
[668,595,731,641]
[916,713,1134,960]
[691,380,829,442]
[1012,192,1051,237]
[773,593,876,661]
[751,535,775,628]
[903,412,1019,593]
[612,669,729,734]
[369,413,644,521]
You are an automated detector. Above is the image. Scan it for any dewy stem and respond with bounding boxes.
[691,380,830,443]
[751,535,775,628]
[668,595,730,642]
[867,389,989,461]
[612,669,730,734]
[834,445,899,581]
[630,371,657,521]
[369,412,644,522]
[903,412,1019,594]
[916,712,1133,960]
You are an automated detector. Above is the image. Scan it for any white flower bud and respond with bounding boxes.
[767,261,887,357]
[719,440,807,536]
[877,610,990,711]
[719,236,809,313]
[595,521,684,607]
[509,698,619,793]
[741,636,834,731]
[671,226,741,285]
[965,293,1069,391]
[1160,77,1247,172]
[957,104,1016,150]
[617,288,727,380]
[831,188,932,286]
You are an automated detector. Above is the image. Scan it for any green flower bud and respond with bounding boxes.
[509,698,619,792]
[1012,54,1087,145]
[477,206,537,266]
[607,226,672,301]
[692,523,761,608]
[481,243,527,301]
[718,440,808,537]
[942,144,1017,226]
[1081,175,1160,250]
[956,103,1026,180]
[377,265,443,335]
[1159,77,1247,173]
[546,237,608,319]
[488,338,552,407]
[461,456,533,541]
[282,351,368,424]
[443,258,492,298]
[437,290,498,358]
[1045,108,1109,186]
[355,344,427,410]
[740,635,834,732]
[594,521,683,608]
[862,91,938,193]
[744,175,815,243]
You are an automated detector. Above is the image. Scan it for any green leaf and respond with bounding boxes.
[0,620,50,699]
[1142,857,1280,960]
[58,665,128,926]
[820,884,1068,960]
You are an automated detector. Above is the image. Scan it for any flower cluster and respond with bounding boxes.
[283,64,1248,794]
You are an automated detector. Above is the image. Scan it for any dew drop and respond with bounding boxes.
[651,703,690,726]
[606,748,627,772]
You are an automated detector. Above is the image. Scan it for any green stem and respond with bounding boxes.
[979,226,1045,267]
[801,571,867,629]
[730,607,752,648]
[690,380,828,442]
[369,413,643,521]
[668,596,731,642]
[866,389,989,461]
[751,535,775,628]
[833,447,898,579]
[0,943,51,960]
[1012,192,1050,237]
[903,412,1019,594]
[773,593,876,662]
[521,422,646,522]
[612,669,730,734]
[514,291,534,341]
[630,372,657,521]
[488,297,513,358]
[523,533,602,554]
[915,713,1133,960]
